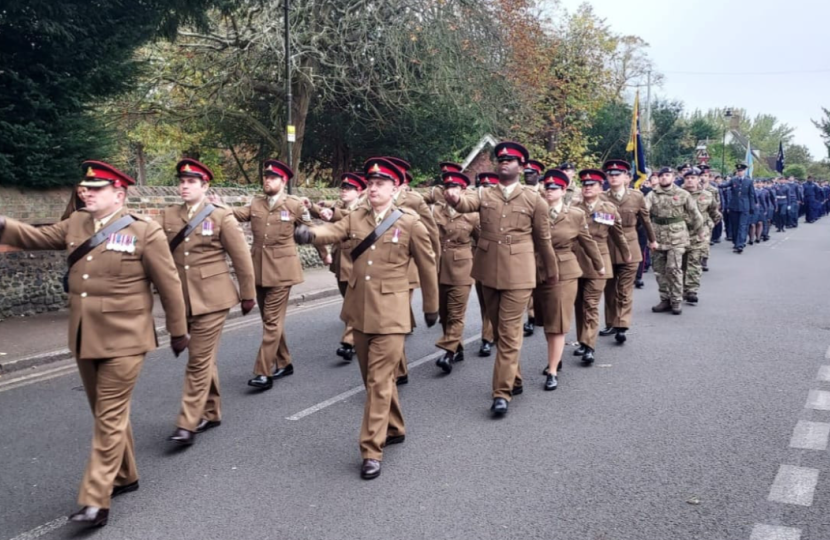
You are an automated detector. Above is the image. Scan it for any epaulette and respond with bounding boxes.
[399,207,419,217]
[211,201,227,209]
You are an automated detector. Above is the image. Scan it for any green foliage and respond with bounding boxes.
[813,107,830,159]
[783,164,807,179]
[586,100,632,163]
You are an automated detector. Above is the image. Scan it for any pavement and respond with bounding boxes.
[2,221,830,540]
[0,266,341,376]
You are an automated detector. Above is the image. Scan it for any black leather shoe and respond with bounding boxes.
[336,344,355,361]
[748,240,753,245]
[453,348,464,363]
[581,348,595,365]
[634,279,644,289]
[491,398,508,416]
[396,375,409,386]
[111,481,139,498]
[69,506,109,527]
[478,340,492,357]
[573,344,586,356]
[737,248,743,254]
[542,360,562,376]
[511,385,523,396]
[195,419,221,433]
[544,374,558,391]
[248,375,273,390]
[685,292,698,304]
[360,459,382,480]
[599,326,616,336]
[272,364,294,379]
[384,434,406,447]
[436,352,453,374]
[615,328,627,344]
[168,428,195,446]
[671,303,682,315]
[523,321,535,336]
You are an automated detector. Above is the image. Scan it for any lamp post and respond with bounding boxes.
[284,0,293,194]
[721,108,733,176]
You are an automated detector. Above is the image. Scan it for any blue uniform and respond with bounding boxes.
[722,174,757,250]
[787,182,800,227]
[804,180,820,223]
[720,183,732,241]
[773,184,789,231]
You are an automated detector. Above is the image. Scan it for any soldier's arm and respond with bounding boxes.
[531,195,559,281]
[750,184,758,206]
[0,217,70,251]
[310,216,351,245]
[708,199,722,225]
[576,213,605,273]
[141,221,188,339]
[609,209,632,261]
[637,197,657,243]
[409,219,439,314]
[413,197,441,262]
[451,189,481,213]
[219,211,256,302]
[231,205,252,223]
[422,188,436,206]
[685,196,705,234]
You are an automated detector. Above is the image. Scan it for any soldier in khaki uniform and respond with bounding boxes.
[522,159,544,337]
[433,171,479,374]
[572,169,630,364]
[646,167,705,315]
[681,168,721,304]
[473,172,498,357]
[422,161,461,206]
[444,141,559,416]
[560,163,579,205]
[296,157,438,480]
[0,161,189,527]
[598,160,656,345]
[160,159,257,446]
[232,159,310,390]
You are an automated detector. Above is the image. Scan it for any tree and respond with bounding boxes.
[813,107,830,159]
[784,144,813,167]
[783,164,807,179]
[586,100,632,162]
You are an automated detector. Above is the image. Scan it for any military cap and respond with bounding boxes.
[385,156,411,172]
[657,166,674,176]
[677,163,691,171]
[558,162,576,171]
[439,161,463,173]
[364,157,405,186]
[735,163,748,171]
[524,159,545,175]
[494,141,529,164]
[683,167,702,178]
[176,158,214,183]
[263,159,294,180]
[699,164,711,172]
[476,172,499,187]
[603,159,630,175]
[441,171,471,188]
[542,169,570,190]
[340,172,366,191]
[80,160,136,189]
[578,169,606,186]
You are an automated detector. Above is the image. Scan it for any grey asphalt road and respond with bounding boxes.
[2,220,830,540]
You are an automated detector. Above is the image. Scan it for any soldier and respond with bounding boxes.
[159,159,257,446]
[598,160,655,345]
[647,167,704,315]
[804,176,820,223]
[231,160,309,390]
[559,162,579,205]
[443,141,559,416]
[473,172,498,357]
[635,173,657,288]
[680,168,721,304]
[787,176,800,229]
[721,163,756,254]
[295,157,438,480]
[699,166,720,270]
[709,173,725,244]
[433,171,479,374]
[423,161,462,206]
[571,169,629,364]
[522,159,545,336]
[772,176,789,232]
[534,169,604,390]
[0,161,189,527]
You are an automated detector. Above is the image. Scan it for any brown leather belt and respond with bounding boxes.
[479,232,532,245]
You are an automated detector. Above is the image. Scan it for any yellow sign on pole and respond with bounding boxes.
[287,125,296,143]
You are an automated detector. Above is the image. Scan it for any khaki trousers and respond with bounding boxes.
[526,293,535,320]
[337,280,354,346]
[575,278,605,350]
[475,281,494,343]
[481,286,528,400]
[353,331,406,460]
[395,290,415,380]
[603,262,638,329]
[254,285,293,376]
[76,354,144,509]
[176,309,228,432]
[436,284,472,353]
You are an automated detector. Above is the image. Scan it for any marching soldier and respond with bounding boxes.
[423,161,462,206]
[295,157,438,480]
[598,160,655,345]
[160,159,257,446]
[559,162,579,205]
[572,169,630,364]
[647,167,704,315]
[522,159,544,336]
[474,172,498,357]
[433,171,479,374]
[680,168,721,304]
[699,165,720,270]
[721,163,756,253]
[232,160,310,390]
[443,141,559,416]
[0,161,189,527]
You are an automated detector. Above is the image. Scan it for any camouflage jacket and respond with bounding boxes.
[683,188,722,250]
[705,185,721,206]
[645,183,704,250]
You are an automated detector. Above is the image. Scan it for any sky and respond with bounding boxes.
[553,0,830,160]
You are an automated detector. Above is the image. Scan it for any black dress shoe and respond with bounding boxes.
[511,385,523,396]
[523,321,535,336]
[573,344,586,356]
[491,398,508,416]
[383,434,406,447]
[436,352,453,374]
[542,360,562,376]
[396,375,409,386]
[195,419,221,433]
[453,348,464,363]
[685,292,698,304]
[69,506,109,527]
[615,328,627,344]
[599,326,616,336]
[478,340,492,357]
[634,279,644,289]
[111,481,139,498]
[272,364,294,379]
[581,348,595,365]
[168,428,195,446]
[544,374,558,391]
[248,375,273,390]
[336,344,355,361]
[360,459,382,480]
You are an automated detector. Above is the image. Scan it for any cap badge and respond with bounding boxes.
[370,163,381,174]
[86,167,95,177]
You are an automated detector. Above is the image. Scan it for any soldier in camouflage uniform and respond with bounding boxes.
[680,168,721,304]
[645,167,704,315]
[699,165,720,272]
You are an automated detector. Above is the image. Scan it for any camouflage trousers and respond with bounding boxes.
[682,248,705,294]
[652,248,685,304]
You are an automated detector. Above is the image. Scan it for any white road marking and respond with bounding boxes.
[286,334,482,421]
[817,365,830,382]
[767,465,819,506]
[749,524,801,540]
[805,390,830,411]
[789,421,830,451]
[7,517,68,540]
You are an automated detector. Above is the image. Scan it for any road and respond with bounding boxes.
[2,221,830,540]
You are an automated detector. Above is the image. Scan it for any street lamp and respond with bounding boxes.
[284,0,294,194]
[721,108,733,176]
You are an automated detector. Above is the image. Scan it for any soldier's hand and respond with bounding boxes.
[424,312,439,328]
[207,192,223,205]
[598,267,606,277]
[443,189,460,206]
[323,253,333,265]
[171,334,190,357]
[0,216,5,237]
[320,208,334,222]
[294,224,315,244]
[300,197,312,208]
[241,299,256,316]
[649,241,658,250]
[546,276,558,286]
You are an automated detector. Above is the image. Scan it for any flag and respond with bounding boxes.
[626,91,648,188]
[776,140,785,173]
[745,138,754,178]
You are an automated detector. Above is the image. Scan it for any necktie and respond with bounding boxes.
[502,186,509,199]
[448,206,457,218]
[268,197,277,210]
[94,220,102,233]
[187,206,196,219]
[549,208,558,221]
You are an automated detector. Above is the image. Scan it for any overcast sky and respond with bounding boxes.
[553,0,830,160]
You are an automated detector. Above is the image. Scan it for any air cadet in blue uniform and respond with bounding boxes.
[773,177,789,232]
[804,177,820,223]
[761,180,774,241]
[721,163,756,254]
[787,177,800,228]
[719,175,732,242]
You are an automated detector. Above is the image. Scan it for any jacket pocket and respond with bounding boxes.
[272,245,297,258]
[381,278,410,294]
[510,242,534,255]
[453,250,473,261]
[200,261,229,278]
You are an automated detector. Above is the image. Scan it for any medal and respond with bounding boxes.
[106,233,115,251]
[392,228,400,243]
[280,210,290,222]
[202,221,214,236]
[127,236,136,254]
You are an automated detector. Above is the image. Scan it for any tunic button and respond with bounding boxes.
[80,292,87,298]
[502,214,507,218]
[82,274,89,280]
[498,241,502,244]
[368,261,373,265]
[365,276,371,280]
[185,265,190,270]
[185,238,190,242]
[86,256,93,261]
[371,246,376,250]
[184,252,189,256]
[264,234,268,238]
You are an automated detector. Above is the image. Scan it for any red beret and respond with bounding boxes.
[79,160,135,189]
[176,158,214,182]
